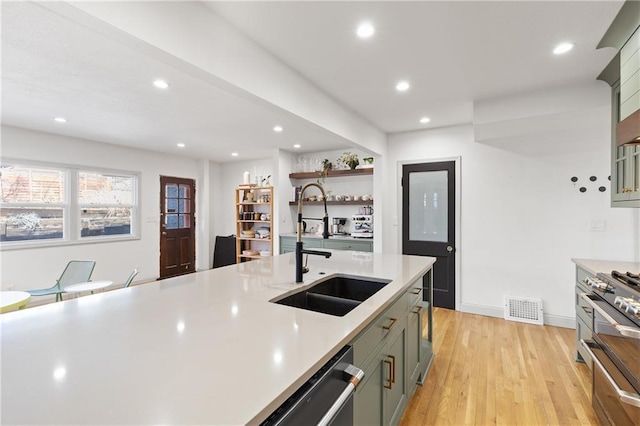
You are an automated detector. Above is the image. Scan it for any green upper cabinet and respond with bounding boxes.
[598,1,640,207]
[612,82,640,206]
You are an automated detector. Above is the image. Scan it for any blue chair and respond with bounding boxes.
[26,260,96,302]
[122,269,139,288]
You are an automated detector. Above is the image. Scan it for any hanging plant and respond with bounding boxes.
[317,159,332,183]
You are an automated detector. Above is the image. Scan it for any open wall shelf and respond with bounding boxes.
[289,168,373,179]
[288,200,372,206]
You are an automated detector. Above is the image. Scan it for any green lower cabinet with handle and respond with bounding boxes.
[354,351,385,426]
[384,325,408,425]
[352,274,433,426]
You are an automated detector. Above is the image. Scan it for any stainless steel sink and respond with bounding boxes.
[273,275,391,316]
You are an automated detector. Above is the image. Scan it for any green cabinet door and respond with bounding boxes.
[384,327,407,426]
[354,352,385,426]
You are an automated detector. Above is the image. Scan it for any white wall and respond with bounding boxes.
[0,126,222,295]
[384,84,639,327]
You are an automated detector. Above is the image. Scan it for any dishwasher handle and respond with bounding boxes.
[317,364,365,426]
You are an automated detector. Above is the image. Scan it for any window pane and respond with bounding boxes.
[166,214,178,229]
[166,184,178,198]
[0,207,63,241]
[166,198,178,213]
[179,184,190,199]
[179,199,190,213]
[80,207,132,237]
[0,165,65,203]
[409,171,448,242]
[78,172,133,205]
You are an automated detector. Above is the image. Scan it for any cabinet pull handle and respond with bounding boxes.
[384,358,393,389]
[382,318,397,331]
[411,306,422,315]
[581,306,592,315]
[411,288,422,295]
[389,355,396,384]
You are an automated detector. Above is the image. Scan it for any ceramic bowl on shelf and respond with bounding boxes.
[242,250,259,256]
[241,230,256,238]
[259,250,271,257]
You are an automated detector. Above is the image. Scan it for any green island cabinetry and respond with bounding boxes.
[279,235,372,254]
[351,271,433,426]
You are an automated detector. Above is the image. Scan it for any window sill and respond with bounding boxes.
[0,234,140,251]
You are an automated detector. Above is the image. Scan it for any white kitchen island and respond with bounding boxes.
[1,251,434,425]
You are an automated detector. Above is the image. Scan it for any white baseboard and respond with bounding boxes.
[459,302,575,329]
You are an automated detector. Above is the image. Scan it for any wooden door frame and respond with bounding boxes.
[396,156,462,310]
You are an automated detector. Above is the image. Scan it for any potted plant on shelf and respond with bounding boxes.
[338,152,359,170]
[317,159,332,183]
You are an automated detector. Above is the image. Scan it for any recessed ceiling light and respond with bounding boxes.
[176,143,185,148]
[273,126,283,132]
[420,117,431,124]
[53,117,67,123]
[396,81,410,92]
[231,152,239,157]
[357,22,375,39]
[553,42,574,55]
[293,144,301,149]
[153,79,169,89]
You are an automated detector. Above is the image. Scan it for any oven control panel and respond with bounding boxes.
[584,276,612,292]
[614,296,640,318]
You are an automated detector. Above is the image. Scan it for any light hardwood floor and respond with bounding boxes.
[399,308,598,425]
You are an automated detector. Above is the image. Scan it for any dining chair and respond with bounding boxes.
[122,269,139,288]
[26,260,96,302]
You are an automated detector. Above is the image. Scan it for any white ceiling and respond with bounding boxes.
[1,1,625,162]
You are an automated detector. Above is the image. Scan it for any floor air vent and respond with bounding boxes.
[504,296,544,325]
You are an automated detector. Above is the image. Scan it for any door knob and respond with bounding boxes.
[447,246,454,253]
[162,231,167,236]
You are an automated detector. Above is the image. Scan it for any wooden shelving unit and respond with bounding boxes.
[235,186,273,263]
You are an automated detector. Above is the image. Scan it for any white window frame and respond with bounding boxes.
[0,159,140,251]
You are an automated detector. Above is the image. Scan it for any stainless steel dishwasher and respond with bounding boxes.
[260,346,364,426]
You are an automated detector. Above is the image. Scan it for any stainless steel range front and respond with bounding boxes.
[580,271,640,426]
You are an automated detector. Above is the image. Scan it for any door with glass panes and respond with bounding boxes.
[159,176,195,279]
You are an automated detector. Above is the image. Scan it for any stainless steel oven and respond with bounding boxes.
[580,271,640,426]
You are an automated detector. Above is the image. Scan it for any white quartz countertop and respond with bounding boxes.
[572,258,640,276]
[1,251,434,425]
